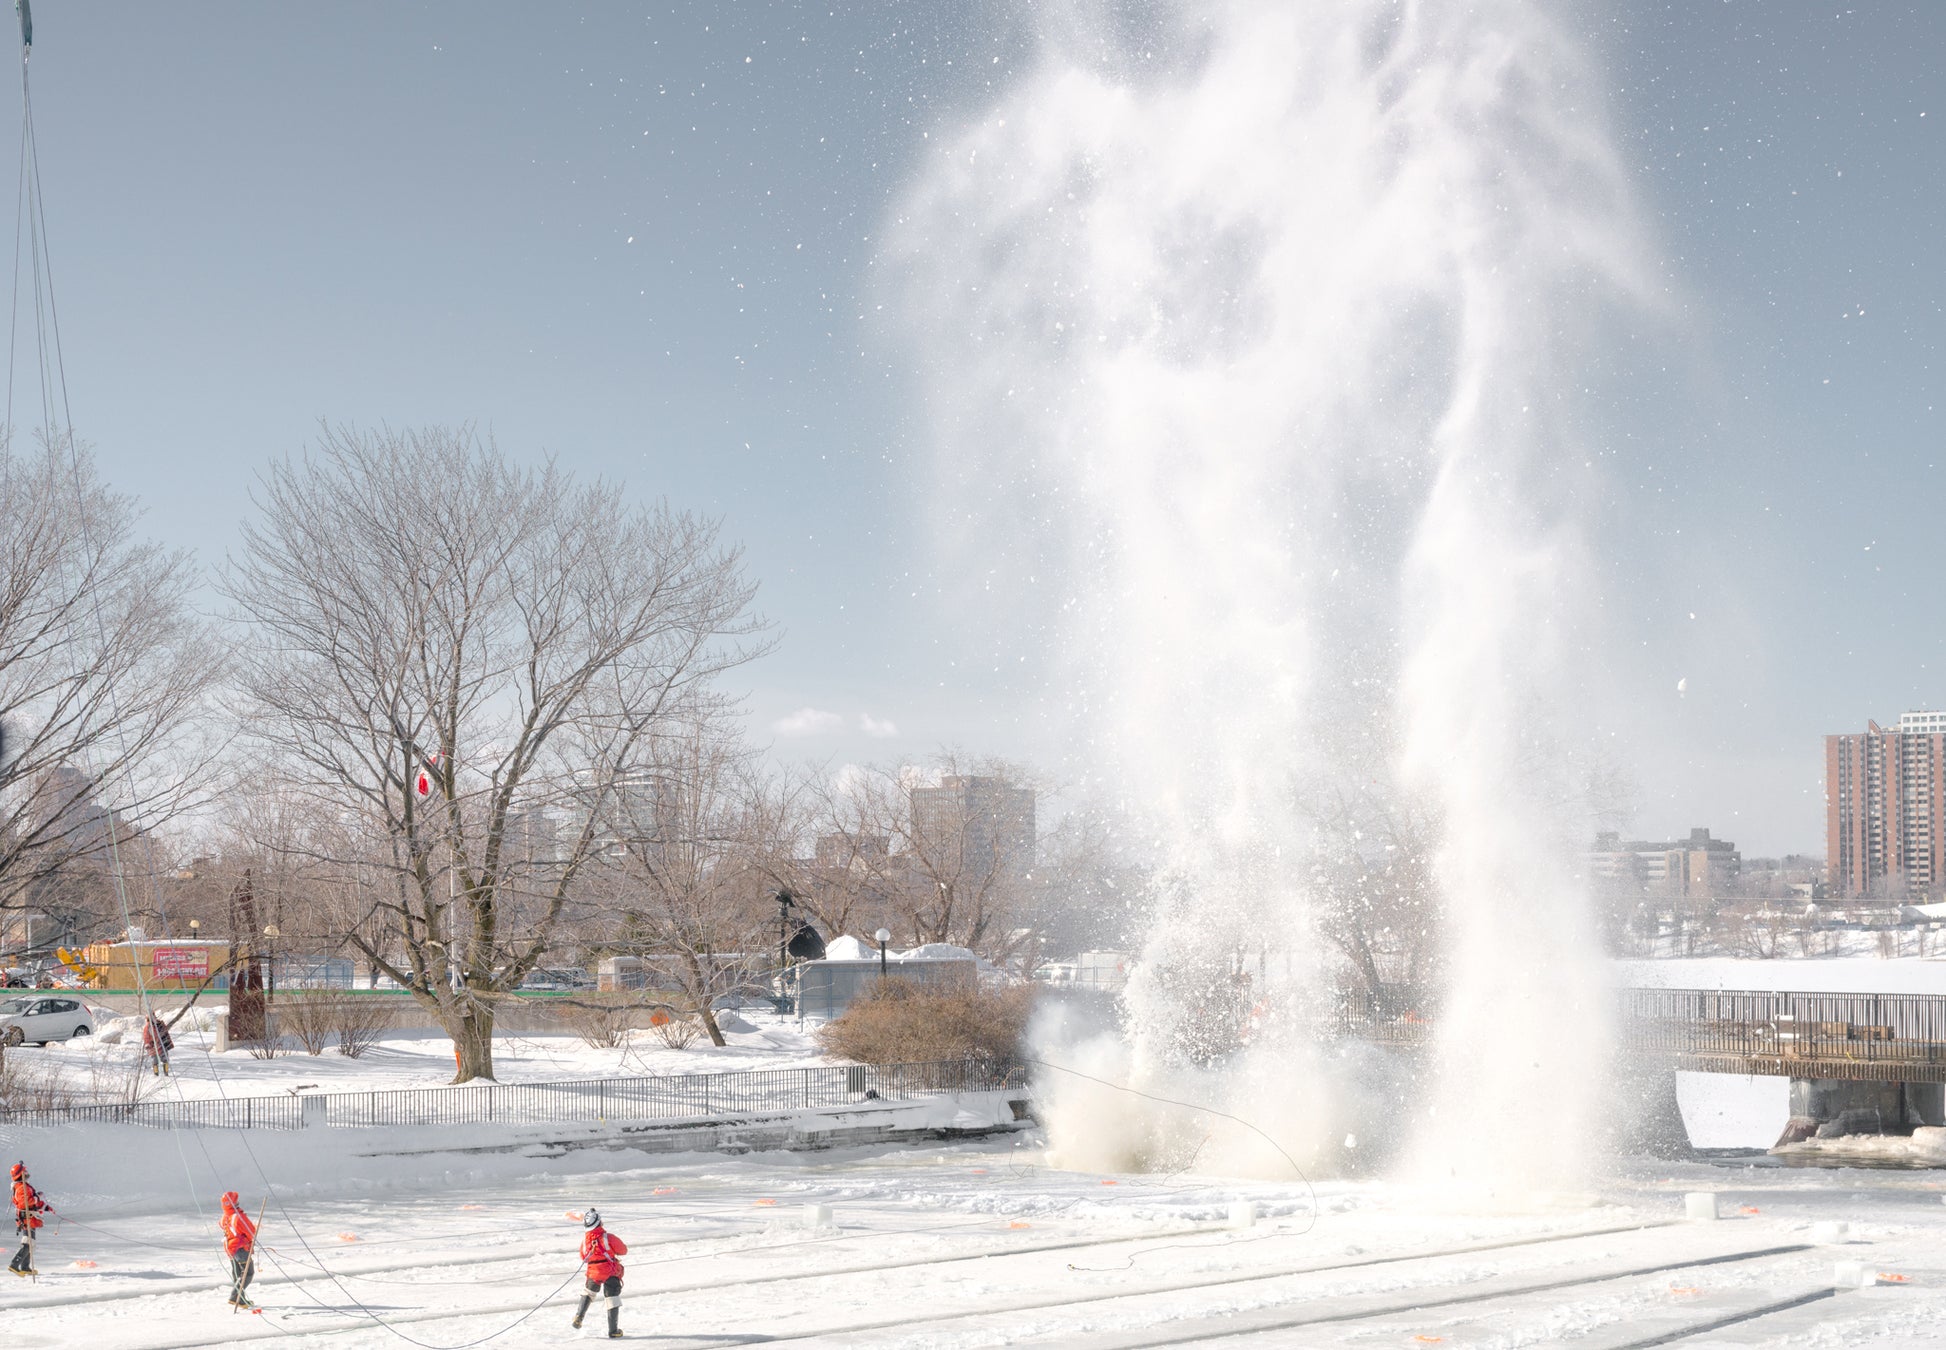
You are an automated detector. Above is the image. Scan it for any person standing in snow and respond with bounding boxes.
[220,1190,258,1308]
[9,1161,49,1276]
[141,1012,174,1076]
[571,1207,628,1338]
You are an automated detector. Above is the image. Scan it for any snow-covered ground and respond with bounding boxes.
[8,956,1946,1346]
[12,1005,826,1104]
[1617,956,1946,995]
[15,961,1927,1152]
[5,1136,1946,1347]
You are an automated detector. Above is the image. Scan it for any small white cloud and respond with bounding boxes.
[772,707,845,739]
[858,713,900,739]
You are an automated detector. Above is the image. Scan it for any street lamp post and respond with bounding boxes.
[776,890,794,972]
[263,925,280,1001]
[776,890,796,1014]
[875,928,891,982]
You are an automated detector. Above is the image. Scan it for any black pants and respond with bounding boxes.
[230,1250,254,1300]
[9,1222,33,1274]
[575,1275,621,1326]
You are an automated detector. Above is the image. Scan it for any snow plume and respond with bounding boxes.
[892,1,1650,1189]
[1029,1003,1359,1183]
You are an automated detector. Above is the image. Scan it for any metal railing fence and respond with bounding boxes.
[1332,1009,1437,1047]
[1619,988,1946,1070]
[0,1093,302,1131]
[0,1057,1025,1132]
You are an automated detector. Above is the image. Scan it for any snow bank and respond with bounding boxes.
[18,1009,828,1102]
[1616,957,1946,995]
[819,936,995,971]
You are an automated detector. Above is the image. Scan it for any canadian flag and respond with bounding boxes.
[414,752,442,800]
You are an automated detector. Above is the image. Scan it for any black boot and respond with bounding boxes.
[608,1304,622,1338]
[572,1294,590,1329]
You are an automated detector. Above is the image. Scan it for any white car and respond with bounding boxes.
[0,995,93,1046]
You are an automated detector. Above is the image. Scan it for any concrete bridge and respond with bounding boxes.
[1346,987,1946,1146]
[1346,987,1946,1079]
[1618,987,1946,1084]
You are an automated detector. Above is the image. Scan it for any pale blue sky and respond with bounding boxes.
[4,3,1940,856]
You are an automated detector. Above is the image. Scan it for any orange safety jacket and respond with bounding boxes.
[12,1181,46,1231]
[221,1206,257,1257]
[580,1226,627,1282]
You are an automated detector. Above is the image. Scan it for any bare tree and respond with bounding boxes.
[0,438,224,944]
[594,715,794,1045]
[1000,798,1150,969]
[1299,777,1444,1017]
[803,751,1040,961]
[224,425,767,1081]
[183,790,375,979]
[1291,709,1445,1018]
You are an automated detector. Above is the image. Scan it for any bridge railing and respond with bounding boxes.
[1620,988,1946,1069]
[1336,989,1946,1070]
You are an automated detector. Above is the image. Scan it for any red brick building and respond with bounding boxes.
[1827,713,1946,899]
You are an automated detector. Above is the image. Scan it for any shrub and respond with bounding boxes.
[333,997,397,1059]
[817,980,1034,1067]
[650,1013,701,1049]
[278,994,339,1056]
[562,1002,633,1050]
[0,1052,73,1111]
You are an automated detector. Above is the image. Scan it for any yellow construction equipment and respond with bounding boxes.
[54,947,101,985]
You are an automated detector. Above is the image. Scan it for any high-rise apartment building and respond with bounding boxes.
[1827,713,1946,899]
[909,775,1036,879]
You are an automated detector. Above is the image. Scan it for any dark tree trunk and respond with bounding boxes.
[446,1001,497,1083]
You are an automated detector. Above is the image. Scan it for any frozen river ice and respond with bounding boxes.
[6,1135,1946,1348]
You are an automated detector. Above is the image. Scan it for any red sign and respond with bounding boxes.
[152,947,208,981]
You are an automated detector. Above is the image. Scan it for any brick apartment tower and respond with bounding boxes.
[1827,712,1946,899]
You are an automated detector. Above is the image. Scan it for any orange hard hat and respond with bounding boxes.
[9,1162,24,1181]
[221,1190,239,1209]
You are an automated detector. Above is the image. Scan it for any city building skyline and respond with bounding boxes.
[1590,827,1742,900]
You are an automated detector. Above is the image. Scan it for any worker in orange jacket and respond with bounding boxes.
[140,1013,174,1076]
[572,1207,627,1339]
[220,1191,258,1308]
[9,1161,49,1277]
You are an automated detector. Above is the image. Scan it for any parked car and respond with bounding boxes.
[0,994,93,1046]
[519,967,594,992]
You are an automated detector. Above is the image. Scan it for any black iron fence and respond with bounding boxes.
[0,1057,1027,1132]
[0,1093,303,1131]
